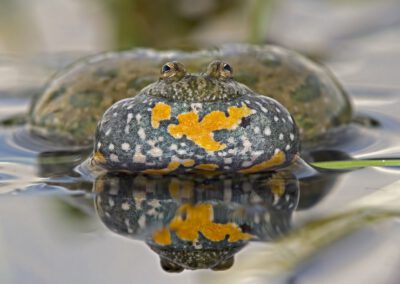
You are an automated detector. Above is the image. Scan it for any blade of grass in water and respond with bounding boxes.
[209,179,400,284]
[312,159,400,170]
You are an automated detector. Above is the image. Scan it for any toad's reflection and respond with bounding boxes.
[94,172,299,272]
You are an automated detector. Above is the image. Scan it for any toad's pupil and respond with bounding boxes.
[223,63,232,73]
[162,64,171,73]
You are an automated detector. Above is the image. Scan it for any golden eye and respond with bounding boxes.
[206,60,233,79]
[160,61,186,80]
[222,63,233,75]
[161,63,172,73]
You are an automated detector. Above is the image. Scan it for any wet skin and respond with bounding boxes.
[90,60,300,174]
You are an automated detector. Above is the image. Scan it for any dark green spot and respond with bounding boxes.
[291,74,321,102]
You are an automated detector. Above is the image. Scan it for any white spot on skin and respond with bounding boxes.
[227,137,235,144]
[251,151,264,161]
[255,101,268,113]
[285,144,291,151]
[127,113,133,123]
[108,198,115,207]
[254,127,260,134]
[113,112,118,117]
[97,142,101,149]
[148,199,161,209]
[224,158,233,164]
[190,103,202,113]
[150,147,163,157]
[158,136,164,142]
[276,107,281,113]
[121,202,130,210]
[124,125,129,134]
[136,113,142,123]
[228,148,237,155]
[105,128,112,136]
[138,128,146,140]
[121,143,130,151]
[138,215,146,228]
[279,133,284,140]
[177,149,187,155]
[133,145,146,163]
[274,148,280,154]
[242,161,253,167]
[290,133,295,141]
[240,136,252,155]
[170,144,178,151]
[274,116,279,122]
[109,144,115,151]
[110,154,119,162]
[264,127,271,136]
[288,115,293,123]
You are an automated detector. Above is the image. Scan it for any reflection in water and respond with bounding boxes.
[93,171,335,272]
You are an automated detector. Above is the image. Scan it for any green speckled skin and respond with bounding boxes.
[29,44,352,147]
[95,171,299,271]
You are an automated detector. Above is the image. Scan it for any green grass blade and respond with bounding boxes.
[311,159,400,170]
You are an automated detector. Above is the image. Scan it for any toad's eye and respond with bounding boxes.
[206,60,233,79]
[161,64,171,73]
[223,63,232,74]
[160,61,186,80]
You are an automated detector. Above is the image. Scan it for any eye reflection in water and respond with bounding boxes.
[94,171,302,272]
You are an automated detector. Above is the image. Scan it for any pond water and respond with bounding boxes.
[1,72,400,284]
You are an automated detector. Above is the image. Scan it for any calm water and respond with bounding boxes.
[0,82,400,284]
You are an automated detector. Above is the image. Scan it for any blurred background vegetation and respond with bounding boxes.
[0,0,273,53]
[0,0,399,91]
[2,0,397,54]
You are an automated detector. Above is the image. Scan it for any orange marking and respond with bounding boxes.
[152,203,252,245]
[182,159,195,167]
[142,159,194,175]
[168,104,253,151]
[152,227,172,246]
[143,160,180,174]
[168,178,194,199]
[194,164,219,171]
[92,151,106,164]
[151,102,171,128]
[239,151,286,174]
[269,173,286,196]
[168,178,180,198]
